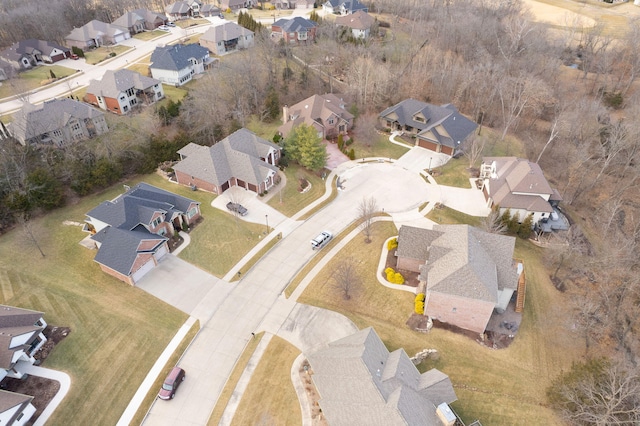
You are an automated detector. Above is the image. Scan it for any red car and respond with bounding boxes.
[70,54,79,60]
[158,367,185,400]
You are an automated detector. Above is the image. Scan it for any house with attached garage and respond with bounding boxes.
[84,183,201,285]
[0,305,47,383]
[199,22,254,55]
[307,327,459,426]
[64,20,131,49]
[150,43,213,86]
[85,69,164,115]
[278,93,353,139]
[9,98,108,147]
[173,128,281,195]
[480,157,563,230]
[379,99,477,156]
[334,10,375,39]
[322,0,368,15]
[0,39,70,71]
[271,17,317,44]
[200,4,222,17]
[217,0,249,11]
[395,224,519,334]
[112,9,168,34]
[0,390,36,426]
[165,0,203,20]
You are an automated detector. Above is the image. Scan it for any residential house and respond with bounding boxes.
[379,99,477,156]
[218,0,249,11]
[150,43,213,86]
[84,183,201,285]
[396,224,519,334]
[308,327,458,426]
[0,390,36,426]
[0,305,47,382]
[0,39,70,71]
[85,69,164,115]
[10,99,108,147]
[200,22,254,55]
[200,4,222,17]
[334,10,375,39]
[322,0,368,15]
[480,157,563,228]
[112,9,168,34]
[271,17,317,44]
[272,0,314,8]
[65,20,131,49]
[165,0,203,19]
[279,93,353,139]
[0,58,12,81]
[173,128,281,195]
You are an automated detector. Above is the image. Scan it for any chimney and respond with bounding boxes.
[283,105,289,124]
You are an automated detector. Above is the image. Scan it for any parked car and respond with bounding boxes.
[311,231,333,250]
[158,367,185,400]
[226,202,248,216]
[158,25,171,31]
[70,54,79,60]
[167,22,176,27]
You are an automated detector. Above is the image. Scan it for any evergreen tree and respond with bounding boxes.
[49,69,56,79]
[508,212,521,235]
[264,86,280,121]
[519,214,534,239]
[284,124,327,171]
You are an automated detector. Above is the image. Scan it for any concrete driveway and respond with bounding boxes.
[396,146,451,174]
[142,161,431,425]
[211,186,289,229]
[135,255,233,322]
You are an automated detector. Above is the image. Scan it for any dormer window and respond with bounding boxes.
[152,216,163,227]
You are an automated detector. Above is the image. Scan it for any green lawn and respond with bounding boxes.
[353,133,411,159]
[0,176,188,425]
[432,157,473,188]
[230,336,301,426]
[298,221,583,425]
[267,164,328,217]
[425,205,483,227]
[246,116,281,140]
[160,84,189,103]
[175,18,210,28]
[84,45,132,65]
[133,30,167,41]
[0,65,77,99]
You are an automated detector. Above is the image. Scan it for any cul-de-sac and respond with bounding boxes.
[1,0,639,425]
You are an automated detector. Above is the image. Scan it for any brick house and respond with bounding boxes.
[278,93,353,139]
[65,20,131,49]
[271,17,317,44]
[199,22,254,55]
[112,9,168,34]
[9,98,108,147]
[396,225,519,334]
[84,183,201,285]
[173,128,281,195]
[150,43,213,86]
[85,69,164,115]
[379,99,477,156]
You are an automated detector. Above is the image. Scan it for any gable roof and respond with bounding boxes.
[165,1,192,14]
[0,390,33,422]
[0,305,44,370]
[334,10,374,30]
[483,157,558,213]
[86,69,160,99]
[308,327,456,426]
[150,43,209,71]
[65,20,129,43]
[200,22,253,44]
[113,9,167,28]
[0,39,69,62]
[174,129,280,188]
[10,98,104,142]
[91,227,166,275]
[399,225,518,303]
[273,17,317,32]
[278,93,353,137]
[201,4,221,13]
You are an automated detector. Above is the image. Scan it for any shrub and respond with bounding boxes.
[348,148,355,160]
[345,137,354,146]
[387,238,398,251]
[109,52,116,57]
[393,272,404,284]
[72,46,84,57]
[337,134,344,150]
[415,293,426,315]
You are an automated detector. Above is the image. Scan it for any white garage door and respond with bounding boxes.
[154,244,168,261]
[114,34,125,43]
[131,258,156,283]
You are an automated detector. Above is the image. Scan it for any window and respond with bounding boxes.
[187,207,198,219]
[452,307,457,313]
[328,118,334,125]
[53,129,63,137]
[152,216,163,227]
[123,105,129,112]
[72,123,81,131]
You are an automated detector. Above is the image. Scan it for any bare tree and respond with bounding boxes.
[463,134,486,169]
[332,256,361,300]
[358,196,378,243]
[481,208,506,234]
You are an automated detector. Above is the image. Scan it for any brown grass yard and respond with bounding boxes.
[230,336,301,426]
[83,45,131,65]
[298,222,584,425]
[133,30,168,41]
[354,133,410,160]
[0,175,188,425]
[267,164,327,217]
[0,65,77,99]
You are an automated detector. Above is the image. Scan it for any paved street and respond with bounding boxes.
[142,162,430,425]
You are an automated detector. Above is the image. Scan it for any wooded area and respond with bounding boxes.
[2,0,640,422]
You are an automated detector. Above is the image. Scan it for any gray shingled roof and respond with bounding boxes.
[200,22,253,44]
[307,327,456,426]
[273,17,317,32]
[483,157,558,213]
[150,43,209,71]
[10,98,104,142]
[165,1,191,14]
[0,39,69,63]
[86,69,160,99]
[173,128,280,188]
[66,20,129,43]
[113,9,167,28]
[0,390,33,420]
[201,4,221,13]
[396,226,442,261]
[92,227,166,275]
[0,305,44,370]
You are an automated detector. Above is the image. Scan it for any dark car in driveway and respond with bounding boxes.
[158,367,185,400]
[226,202,248,216]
